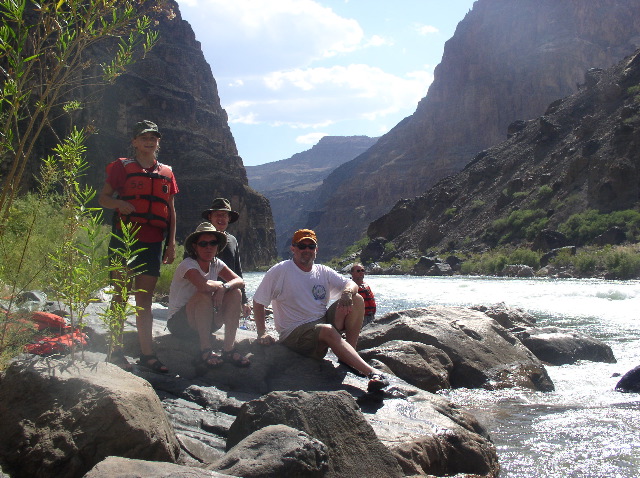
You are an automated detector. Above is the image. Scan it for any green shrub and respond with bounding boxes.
[605,249,640,279]
[508,249,540,268]
[538,185,553,197]
[559,209,640,244]
[155,244,185,296]
[444,207,458,217]
[487,209,548,244]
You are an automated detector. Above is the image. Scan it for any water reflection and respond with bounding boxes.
[244,273,640,477]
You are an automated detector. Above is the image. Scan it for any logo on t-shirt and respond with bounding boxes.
[312,285,326,300]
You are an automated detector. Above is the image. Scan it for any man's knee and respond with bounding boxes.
[318,323,341,343]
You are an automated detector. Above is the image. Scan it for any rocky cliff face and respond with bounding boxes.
[76,1,275,268]
[369,49,640,255]
[246,136,377,257]
[308,0,640,260]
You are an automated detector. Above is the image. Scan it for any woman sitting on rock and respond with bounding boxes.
[167,222,250,370]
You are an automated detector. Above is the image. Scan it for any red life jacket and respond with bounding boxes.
[109,158,174,229]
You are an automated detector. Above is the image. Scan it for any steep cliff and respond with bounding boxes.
[369,49,640,254]
[308,0,640,260]
[76,1,276,269]
[246,136,377,257]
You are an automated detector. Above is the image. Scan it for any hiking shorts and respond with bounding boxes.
[167,305,223,339]
[280,301,340,359]
[108,236,163,277]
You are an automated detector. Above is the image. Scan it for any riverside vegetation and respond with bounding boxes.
[0,0,160,369]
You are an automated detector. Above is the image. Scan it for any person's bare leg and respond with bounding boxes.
[342,293,364,349]
[134,274,158,356]
[186,292,216,352]
[218,288,242,352]
[318,324,374,376]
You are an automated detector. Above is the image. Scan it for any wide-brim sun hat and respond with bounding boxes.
[185,222,228,258]
[201,197,240,223]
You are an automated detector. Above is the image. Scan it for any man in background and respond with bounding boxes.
[350,263,376,326]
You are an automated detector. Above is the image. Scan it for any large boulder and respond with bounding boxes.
[211,424,329,477]
[359,340,453,392]
[226,391,403,478]
[0,358,179,478]
[84,456,230,477]
[358,306,554,391]
[513,326,616,365]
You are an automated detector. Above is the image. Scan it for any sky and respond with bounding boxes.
[175,0,477,166]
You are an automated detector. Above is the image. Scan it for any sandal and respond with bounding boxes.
[222,349,251,368]
[107,351,133,372]
[366,372,389,393]
[137,354,169,374]
[192,349,224,369]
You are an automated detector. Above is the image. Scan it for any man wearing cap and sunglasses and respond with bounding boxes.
[253,229,389,393]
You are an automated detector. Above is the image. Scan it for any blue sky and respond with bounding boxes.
[176,0,477,166]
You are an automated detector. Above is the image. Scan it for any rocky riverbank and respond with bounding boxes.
[0,301,619,477]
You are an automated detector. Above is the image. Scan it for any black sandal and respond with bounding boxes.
[137,354,169,374]
[192,349,224,369]
[107,351,133,372]
[222,349,251,368]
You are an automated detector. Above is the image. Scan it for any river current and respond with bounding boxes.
[243,273,640,478]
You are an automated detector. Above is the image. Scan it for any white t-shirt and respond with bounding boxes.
[253,259,348,340]
[167,257,226,319]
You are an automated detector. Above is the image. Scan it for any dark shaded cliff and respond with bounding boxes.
[246,136,377,257]
[370,49,640,254]
[76,1,276,269]
[307,0,640,260]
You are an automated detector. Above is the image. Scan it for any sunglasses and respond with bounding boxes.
[295,243,317,250]
[197,240,219,248]
[354,269,365,273]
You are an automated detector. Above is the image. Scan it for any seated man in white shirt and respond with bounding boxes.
[253,229,388,392]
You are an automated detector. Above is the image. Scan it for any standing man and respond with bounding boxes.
[200,198,251,319]
[350,263,376,326]
[253,229,389,393]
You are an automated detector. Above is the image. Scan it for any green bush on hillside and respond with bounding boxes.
[484,209,548,245]
[558,209,640,244]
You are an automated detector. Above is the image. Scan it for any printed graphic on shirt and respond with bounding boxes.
[312,285,326,300]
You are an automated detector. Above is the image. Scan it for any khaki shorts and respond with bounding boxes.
[280,301,340,359]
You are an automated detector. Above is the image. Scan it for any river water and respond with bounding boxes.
[243,272,640,478]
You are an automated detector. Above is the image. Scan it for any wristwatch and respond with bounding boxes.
[222,283,230,291]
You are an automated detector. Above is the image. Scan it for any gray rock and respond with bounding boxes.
[226,391,403,478]
[471,303,537,328]
[359,340,452,392]
[515,326,616,365]
[501,264,535,277]
[358,306,554,391]
[211,424,328,477]
[0,357,180,478]
[84,456,229,477]
[615,365,640,392]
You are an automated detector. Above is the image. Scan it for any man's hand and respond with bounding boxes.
[338,290,353,307]
[257,333,275,346]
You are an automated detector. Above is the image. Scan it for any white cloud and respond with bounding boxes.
[416,24,439,35]
[225,64,433,128]
[177,0,364,76]
[296,132,328,144]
